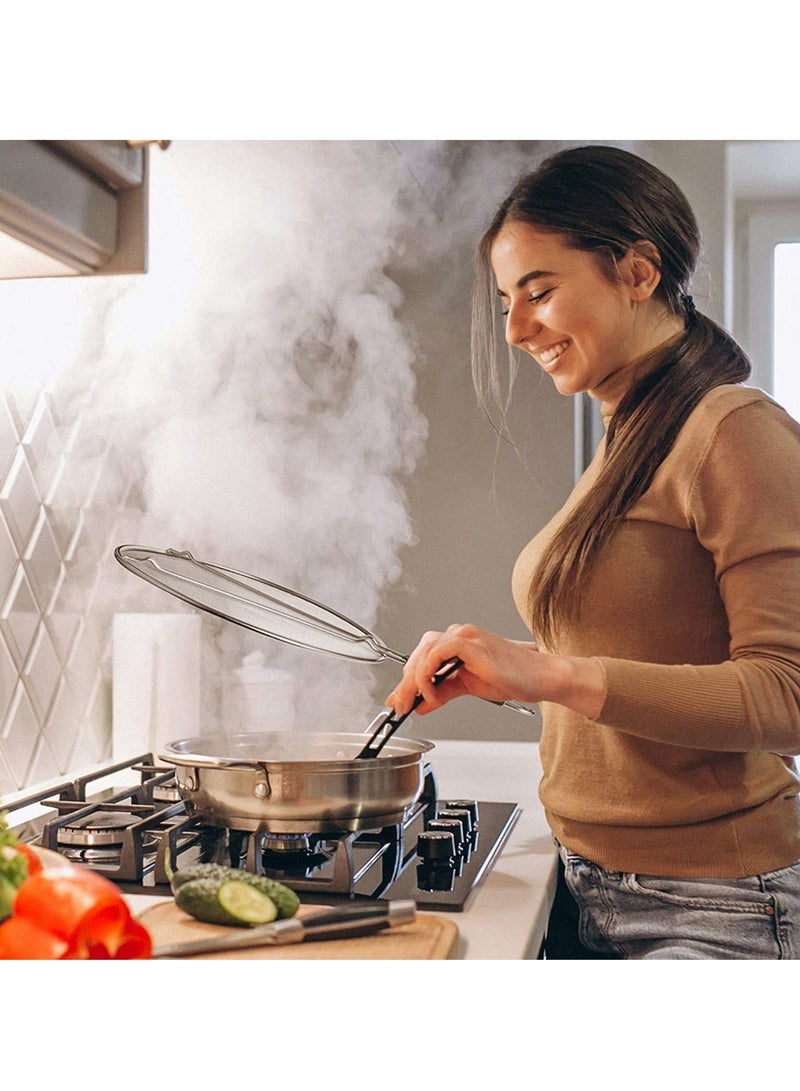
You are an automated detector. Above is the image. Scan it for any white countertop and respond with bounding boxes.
[123,739,557,960]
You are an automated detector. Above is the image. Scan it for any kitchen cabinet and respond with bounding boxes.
[0,140,151,278]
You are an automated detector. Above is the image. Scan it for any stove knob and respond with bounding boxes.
[444,799,480,827]
[427,817,465,853]
[416,831,457,893]
[416,830,456,861]
[438,808,474,840]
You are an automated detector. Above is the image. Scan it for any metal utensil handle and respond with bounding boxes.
[357,657,463,759]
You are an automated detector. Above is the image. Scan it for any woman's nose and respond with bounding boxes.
[504,301,540,348]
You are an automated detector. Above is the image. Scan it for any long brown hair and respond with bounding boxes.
[471,145,751,648]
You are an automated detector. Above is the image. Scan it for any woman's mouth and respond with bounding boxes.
[535,339,571,369]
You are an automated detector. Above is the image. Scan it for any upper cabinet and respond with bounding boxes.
[0,140,166,280]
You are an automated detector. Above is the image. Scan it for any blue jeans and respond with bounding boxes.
[550,843,800,959]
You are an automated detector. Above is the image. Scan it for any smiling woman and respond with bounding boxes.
[388,144,800,960]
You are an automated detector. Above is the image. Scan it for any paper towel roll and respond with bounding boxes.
[112,614,201,761]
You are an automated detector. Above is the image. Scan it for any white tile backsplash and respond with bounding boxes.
[0,394,18,478]
[0,448,40,550]
[23,508,62,608]
[0,370,130,792]
[2,682,39,783]
[1,566,39,665]
[23,623,61,721]
[0,513,16,601]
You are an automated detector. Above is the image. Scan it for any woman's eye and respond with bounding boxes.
[500,288,553,316]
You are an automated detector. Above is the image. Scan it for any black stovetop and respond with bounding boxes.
[4,753,520,913]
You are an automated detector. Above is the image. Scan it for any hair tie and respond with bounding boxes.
[681,293,696,315]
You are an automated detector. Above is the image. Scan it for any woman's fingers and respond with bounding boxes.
[387,624,507,715]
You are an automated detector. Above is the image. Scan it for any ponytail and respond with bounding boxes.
[528,309,750,647]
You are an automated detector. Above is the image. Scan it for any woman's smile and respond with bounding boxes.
[533,339,572,369]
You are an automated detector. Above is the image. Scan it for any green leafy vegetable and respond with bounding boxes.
[0,811,28,920]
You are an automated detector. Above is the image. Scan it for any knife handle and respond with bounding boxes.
[300,899,416,941]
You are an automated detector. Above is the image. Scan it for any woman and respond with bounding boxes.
[387,144,800,959]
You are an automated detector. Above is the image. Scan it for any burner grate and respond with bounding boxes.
[2,753,520,910]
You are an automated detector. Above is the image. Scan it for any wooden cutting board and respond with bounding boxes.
[138,901,459,960]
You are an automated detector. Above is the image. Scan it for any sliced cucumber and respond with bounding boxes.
[175,877,279,927]
[175,877,240,925]
[217,881,278,925]
[170,864,300,919]
[235,873,300,920]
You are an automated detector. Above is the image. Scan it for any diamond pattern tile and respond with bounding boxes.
[23,508,62,610]
[22,393,62,503]
[0,512,16,602]
[0,631,16,723]
[2,681,39,784]
[0,393,18,480]
[1,566,39,667]
[0,448,40,552]
[0,369,124,793]
[24,734,61,788]
[23,623,61,722]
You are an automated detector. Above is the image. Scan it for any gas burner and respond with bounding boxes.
[58,811,147,848]
[257,832,331,876]
[261,832,314,855]
[1,752,520,910]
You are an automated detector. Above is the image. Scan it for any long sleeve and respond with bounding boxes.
[597,395,800,754]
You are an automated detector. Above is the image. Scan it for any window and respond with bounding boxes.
[738,204,800,419]
[774,241,800,422]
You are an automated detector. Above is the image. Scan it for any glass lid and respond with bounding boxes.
[114,545,402,664]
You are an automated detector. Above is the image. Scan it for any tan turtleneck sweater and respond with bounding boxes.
[512,384,800,878]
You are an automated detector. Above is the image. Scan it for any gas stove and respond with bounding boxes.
[4,753,520,912]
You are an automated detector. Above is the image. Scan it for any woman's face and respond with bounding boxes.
[490,221,659,401]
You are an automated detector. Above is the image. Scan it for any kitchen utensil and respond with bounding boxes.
[114,545,535,718]
[357,656,462,759]
[150,899,416,957]
[160,729,435,833]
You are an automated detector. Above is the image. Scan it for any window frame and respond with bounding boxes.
[736,202,800,395]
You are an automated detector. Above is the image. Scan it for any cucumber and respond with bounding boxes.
[217,881,278,925]
[170,864,300,919]
[175,878,243,925]
[170,863,240,892]
[236,873,300,920]
[175,878,278,927]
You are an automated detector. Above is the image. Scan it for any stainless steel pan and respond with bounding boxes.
[160,729,435,834]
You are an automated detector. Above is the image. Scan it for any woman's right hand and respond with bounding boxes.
[386,623,607,720]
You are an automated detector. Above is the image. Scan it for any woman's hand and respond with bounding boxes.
[386,623,607,720]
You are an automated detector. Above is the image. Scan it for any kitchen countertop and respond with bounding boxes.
[123,739,558,960]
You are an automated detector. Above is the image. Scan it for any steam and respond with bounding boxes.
[0,139,562,743]
[59,141,432,733]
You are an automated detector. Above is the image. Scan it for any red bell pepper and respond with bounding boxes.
[0,864,151,960]
[0,914,69,960]
[13,842,44,876]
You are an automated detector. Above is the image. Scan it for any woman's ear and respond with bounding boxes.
[620,240,662,302]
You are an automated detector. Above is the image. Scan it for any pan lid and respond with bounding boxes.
[114,545,398,663]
